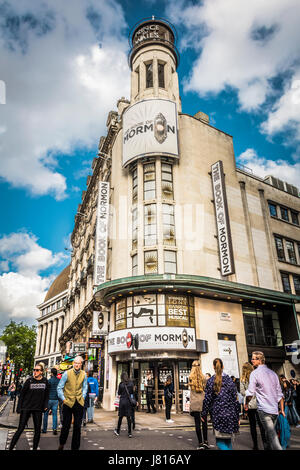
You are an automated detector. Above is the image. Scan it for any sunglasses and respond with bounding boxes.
[33,368,42,372]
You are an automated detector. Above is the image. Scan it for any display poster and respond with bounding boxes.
[218,338,240,378]
[166,295,189,327]
[123,99,179,167]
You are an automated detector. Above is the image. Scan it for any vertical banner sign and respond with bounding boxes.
[211,161,235,276]
[94,181,110,286]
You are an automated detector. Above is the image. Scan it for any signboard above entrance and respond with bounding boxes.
[108,327,196,354]
[122,99,179,167]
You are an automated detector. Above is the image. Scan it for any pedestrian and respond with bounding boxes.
[114,372,135,438]
[244,351,285,450]
[86,371,99,424]
[240,362,267,450]
[8,382,16,401]
[188,360,208,450]
[164,375,174,424]
[42,368,60,435]
[201,358,240,450]
[145,371,156,413]
[57,355,87,450]
[290,379,300,425]
[130,378,138,431]
[282,380,300,427]
[9,363,49,450]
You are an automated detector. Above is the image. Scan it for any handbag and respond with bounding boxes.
[114,395,120,408]
[124,384,137,408]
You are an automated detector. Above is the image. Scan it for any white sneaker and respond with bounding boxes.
[166,419,174,423]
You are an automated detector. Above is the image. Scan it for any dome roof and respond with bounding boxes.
[44,265,70,302]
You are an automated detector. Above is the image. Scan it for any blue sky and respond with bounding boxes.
[0,0,299,330]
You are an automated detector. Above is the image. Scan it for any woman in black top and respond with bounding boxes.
[114,372,134,437]
[9,363,49,450]
[164,375,174,423]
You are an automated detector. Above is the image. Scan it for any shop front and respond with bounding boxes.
[107,292,199,411]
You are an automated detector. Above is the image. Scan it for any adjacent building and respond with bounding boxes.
[35,265,69,372]
[38,17,300,412]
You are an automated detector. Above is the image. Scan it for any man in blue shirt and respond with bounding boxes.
[42,368,60,435]
[245,351,284,450]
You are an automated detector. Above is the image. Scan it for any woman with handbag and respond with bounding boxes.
[114,372,134,438]
[188,360,208,450]
[164,375,174,423]
[201,358,240,450]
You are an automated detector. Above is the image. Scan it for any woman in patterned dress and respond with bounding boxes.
[201,358,240,450]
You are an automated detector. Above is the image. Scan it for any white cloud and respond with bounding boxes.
[261,71,300,140]
[0,0,130,199]
[237,148,300,187]
[168,0,300,136]
[0,231,68,326]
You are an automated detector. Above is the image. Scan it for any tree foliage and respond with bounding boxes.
[0,321,36,374]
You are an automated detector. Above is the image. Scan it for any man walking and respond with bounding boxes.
[57,356,87,450]
[42,368,60,435]
[145,371,156,413]
[9,363,49,450]
[245,351,284,450]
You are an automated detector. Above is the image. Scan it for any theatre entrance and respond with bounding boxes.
[116,359,194,413]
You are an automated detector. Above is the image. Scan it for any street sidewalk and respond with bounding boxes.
[0,400,249,430]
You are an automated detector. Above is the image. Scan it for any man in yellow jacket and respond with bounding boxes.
[57,355,87,450]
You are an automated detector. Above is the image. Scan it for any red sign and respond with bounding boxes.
[126,332,132,349]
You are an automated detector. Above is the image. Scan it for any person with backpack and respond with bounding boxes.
[9,363,49,450]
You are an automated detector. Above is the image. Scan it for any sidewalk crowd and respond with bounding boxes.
[4,350,300,451]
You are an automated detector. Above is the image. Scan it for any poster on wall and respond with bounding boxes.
[93,181,110,286]
[218,335,240,378]
[166,295,189,327]
[183,390,190,413]
[122,99,179,167]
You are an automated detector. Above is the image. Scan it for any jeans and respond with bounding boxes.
[59,401,84,450]
[216,438,232,450]
[257,410,282,450]
[247,408,267,449]
[193,412,208,444]
[43,399,59,431]
[9,410,43,450]
[87,396,95,421]
[165,398,172,420]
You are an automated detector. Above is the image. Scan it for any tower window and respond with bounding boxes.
[144,250,158,274]
[145,62,153,88]
[158,62,165,88]
[144,162,156,200]
[164,250,177,274]
[132,254,138,276]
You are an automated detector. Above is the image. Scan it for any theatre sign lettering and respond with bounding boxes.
[108,327,196,354]
[122,99,179,167]
[211,160,235,276]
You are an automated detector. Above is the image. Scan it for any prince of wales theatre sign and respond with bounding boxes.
[122,99,179,167]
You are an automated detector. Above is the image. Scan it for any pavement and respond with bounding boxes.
[0,398,248,431]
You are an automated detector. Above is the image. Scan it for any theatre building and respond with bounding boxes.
[50,17,300,412]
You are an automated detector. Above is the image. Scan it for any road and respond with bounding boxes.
[3,424,300,451]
